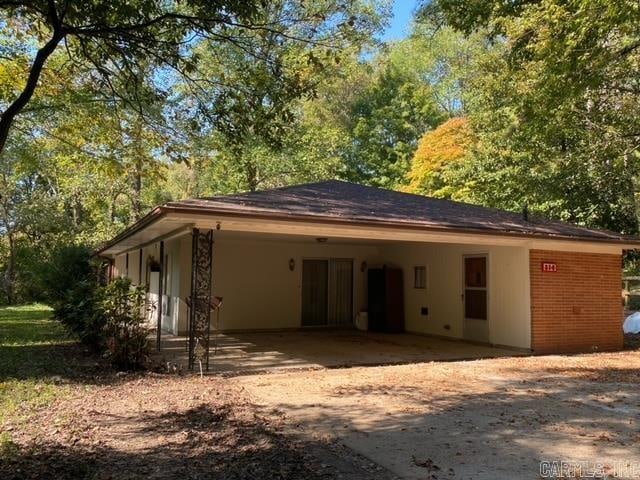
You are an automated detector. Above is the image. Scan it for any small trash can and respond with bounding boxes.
[356,311,368,331]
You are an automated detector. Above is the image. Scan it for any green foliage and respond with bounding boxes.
[426,0,640,234]
[42,244,108,351]
[52,280,103,352]
[4,0,640,311]
[627,295,640,311]
[0,1,388,303]
[343,60,444,187]
[38,245,94,302]
[99,278,149,370]
[0,304,73,429]
[51,267,150,369]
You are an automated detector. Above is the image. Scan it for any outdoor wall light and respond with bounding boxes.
[289,258,295,271]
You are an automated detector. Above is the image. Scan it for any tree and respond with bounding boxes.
[0,0,377,158]
[169,0,386,192]
[343,58,443,188]
[404,117,472,198]
[423,0,640,233]
[336,19,490,188]
[0,1,388,303]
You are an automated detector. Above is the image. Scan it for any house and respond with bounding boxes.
[97,180,638,367]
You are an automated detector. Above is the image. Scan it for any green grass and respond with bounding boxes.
[0,304,77,427]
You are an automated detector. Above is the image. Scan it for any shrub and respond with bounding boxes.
[54,279,105,350]
[46,247,151,369]
[99,278,150,370]
[628,295,640,312]
[39,245,95,303]
[46,246,105,350]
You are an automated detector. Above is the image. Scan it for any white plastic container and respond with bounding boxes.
[356,311,368,331]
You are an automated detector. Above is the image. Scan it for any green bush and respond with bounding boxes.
[99,278,150,370]
[40,245,95,303]
[628,295,640,312]
[46,246,106,350]
[54,279,105,350]
[46,246,151,369]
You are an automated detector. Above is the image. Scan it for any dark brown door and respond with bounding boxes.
[463,256,488,341]
[301,260,328,326]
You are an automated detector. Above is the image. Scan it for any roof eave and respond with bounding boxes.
[160,205,640,248]
[93,207,167,257]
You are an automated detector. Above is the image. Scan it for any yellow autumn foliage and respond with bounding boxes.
[404,117,472,196]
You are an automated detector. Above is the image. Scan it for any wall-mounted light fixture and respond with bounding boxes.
[216,222,221,230]
[289,258,295,271]
[316,237,328,243]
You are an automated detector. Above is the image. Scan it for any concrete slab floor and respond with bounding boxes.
[151,329,525,375]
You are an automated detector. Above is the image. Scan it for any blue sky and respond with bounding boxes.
[381,0,420,41]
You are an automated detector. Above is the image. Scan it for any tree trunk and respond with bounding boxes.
[0,30,64,157]
[132,157,142,220]
[245,161,259,192]
[5,231,16,305]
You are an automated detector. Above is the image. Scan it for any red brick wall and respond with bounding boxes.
[530,249,623,354]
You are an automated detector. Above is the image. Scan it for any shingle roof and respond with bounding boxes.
[161,180,635,243]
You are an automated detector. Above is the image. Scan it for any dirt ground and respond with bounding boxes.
[237,350,640,480]
[0,373,392,480]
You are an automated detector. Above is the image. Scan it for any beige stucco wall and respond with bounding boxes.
[381,243,531,349]
[211,236,381,331]
[113,234,531,348]
[113,253,126,279]
[112,237,191,336]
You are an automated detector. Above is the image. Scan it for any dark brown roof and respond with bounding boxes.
[160,180,636,243]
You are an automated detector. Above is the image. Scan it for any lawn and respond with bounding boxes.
[0,304,79,425]
[0,304,90,456]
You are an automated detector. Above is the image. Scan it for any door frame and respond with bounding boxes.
[462,253,490,342]
[300,257,355,327]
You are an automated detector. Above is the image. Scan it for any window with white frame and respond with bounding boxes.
[414,265,427,289]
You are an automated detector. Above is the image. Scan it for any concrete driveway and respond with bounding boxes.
[236,351,640,479]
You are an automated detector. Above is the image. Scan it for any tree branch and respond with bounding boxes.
[0,21,64,155]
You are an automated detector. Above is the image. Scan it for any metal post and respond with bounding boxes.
[188,229,197,369]
[188,228,213,371]
[157,240,164,351]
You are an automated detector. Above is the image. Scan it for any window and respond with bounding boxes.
[414,266,427,289]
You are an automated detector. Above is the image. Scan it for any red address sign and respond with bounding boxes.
[541,262,557,272]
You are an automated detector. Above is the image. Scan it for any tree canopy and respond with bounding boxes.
[3,0,640,302]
